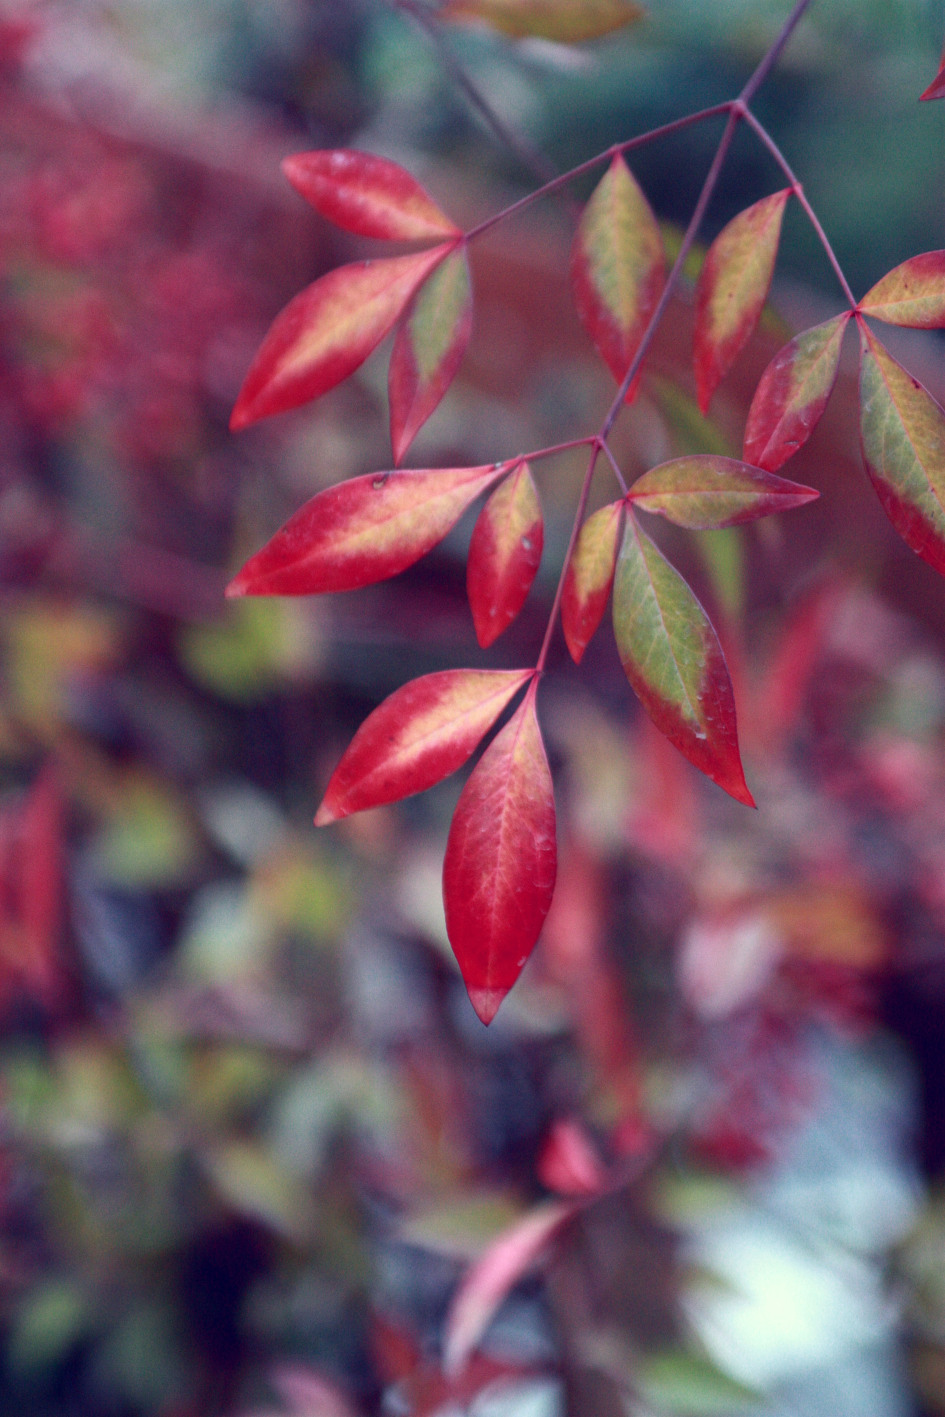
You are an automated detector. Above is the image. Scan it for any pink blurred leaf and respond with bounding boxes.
[443,690,557,1025]
[282,150,460,242]
[227,463,511,597]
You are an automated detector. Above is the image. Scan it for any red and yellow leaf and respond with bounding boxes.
[438,0,644,43]
[230,245,452,430]
[227,463,512,597]
[694,189,791,413]
[281,149,460,242]
[561,500,624,663]
[858,322,945,576]
[443,1200,574,1376]
[443,689,557,1025]
[570,155,664,400]
[627,455,817,528]
[612,514,754,806]
[858,252,945,328]
[743,313,850,472]
[920,47,945,101]
[315,669,533,824]
[466,461,543,648]
[389,244,473,465]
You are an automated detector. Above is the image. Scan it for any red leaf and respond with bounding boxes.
[443,689,557,1025]
[389,244,473,465]
[466,462,543,648]
[920,47,945,101]
[858,322,945,577]
[282,150,460,242]
[15,766,63,1005]
[858,252,945,328]
[694,189,791,414]
[443,1200,574,1375]
[612,514,754,807]
[537,1120,608,1197]
[743,313,850,472]
[570,155,664,400]
[627,455,817,528]
[230,245,453,430]
[315,669,533,824]
[228,463,511,597]
[561,500,624,663]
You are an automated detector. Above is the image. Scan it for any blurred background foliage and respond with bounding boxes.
[0,1,943,1415]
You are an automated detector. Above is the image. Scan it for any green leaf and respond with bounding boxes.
[628,456,817,528]
[637,1351,763,1415]
[612,515,753,806]
[438,0,644,43]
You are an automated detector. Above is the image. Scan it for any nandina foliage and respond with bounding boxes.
[228,4,945,1028]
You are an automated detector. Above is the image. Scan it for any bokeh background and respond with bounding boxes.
[0,2,944,1414]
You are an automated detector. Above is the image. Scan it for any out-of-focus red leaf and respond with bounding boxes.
[743,313,850,472]
[920,47,945,100]
[17,766,63,1004]
[443,690,557,1025]
[443,1199,574,1375]
[694,189,791,414]
[439,0,644,42]
[561,500,623,664]
[858,252,945,328]
[370,1312,422,1387]
[402,1354,540,1417]
[315,669,533,824]
[466,462,543,648]
[752,579,839,753]
[270,1364,361,1417]
[230,245,452,429]
[858,321,945,576]
[627,455,817,528]
[570,155,664,400]
[389,244,472,465]
[538,1120,608,1197]
[612,515,754,806]
[281,150,460,242]
[227,462,512,597]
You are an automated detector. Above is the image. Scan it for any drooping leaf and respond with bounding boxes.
[389,244,473,464]
[443,690,557,1025]
[858,322,945,576]
[561,500,624,663]
[859,252,945,328]
[743,313,850,472]
[227,463,512,597]
[230,245,452,430]
[439,0,644,43]
[282,150,460,242]
[694,189,791,414]
[466,461,543,648]
[612,514,754,806]
[627,455,817,528]
[443,1200,574,1375]
[315,669,533,824]
[570,155,664,399]
[920,47,945,101]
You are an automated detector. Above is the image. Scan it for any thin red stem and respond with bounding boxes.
[525,436,596,463]
[738,105,858,308]
[465,104,733,243]
[599,438,628,495]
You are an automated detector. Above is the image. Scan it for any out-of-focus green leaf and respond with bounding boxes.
[91,774,202,888]
[204,1141,315,1238]
[637,1350,763,1414]
[8,1281,92,1374]
[179,598,325,702]
[400,1192,524,1259]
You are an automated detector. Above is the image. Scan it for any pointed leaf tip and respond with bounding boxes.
[230,245,450,429]
[694,189,791,414]
[231,463,511,597]
[467,462,543,647]
[859,252,945,329]
[389,244,473,464]
[282,150,460,242]
[571,155,664,400]
[315,668,533,823]
[920,50,945,101]
[443,692,557,1023]
[613,515,753,806]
